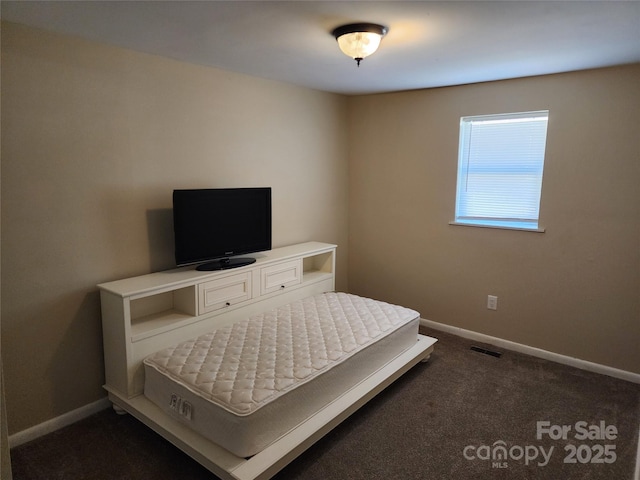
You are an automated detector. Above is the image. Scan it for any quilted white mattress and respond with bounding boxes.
[143,292,420,457]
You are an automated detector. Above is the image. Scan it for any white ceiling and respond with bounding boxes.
[2,1,640,95]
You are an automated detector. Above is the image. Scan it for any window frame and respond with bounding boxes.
[451,110,549,233]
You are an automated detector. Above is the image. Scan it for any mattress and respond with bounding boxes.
[143,292,420,457]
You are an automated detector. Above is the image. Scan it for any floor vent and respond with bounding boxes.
[470,346,502,358]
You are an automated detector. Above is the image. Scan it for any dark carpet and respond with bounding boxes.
[10,326,640,479]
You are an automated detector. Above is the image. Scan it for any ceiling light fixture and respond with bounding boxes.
[331,23,388,67]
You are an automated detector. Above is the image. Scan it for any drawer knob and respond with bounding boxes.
[225,302,231,306]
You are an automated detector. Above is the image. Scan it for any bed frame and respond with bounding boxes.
[98,242,437,480]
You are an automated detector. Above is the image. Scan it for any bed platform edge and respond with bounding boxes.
[106,333,437,480]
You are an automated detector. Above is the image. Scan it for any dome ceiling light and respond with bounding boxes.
[331,23,388,67]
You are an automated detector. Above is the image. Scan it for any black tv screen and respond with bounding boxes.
[173,187,272,271]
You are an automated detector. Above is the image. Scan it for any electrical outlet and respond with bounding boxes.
[487,295,498,310]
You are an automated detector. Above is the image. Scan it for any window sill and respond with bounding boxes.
[449,221,545,233]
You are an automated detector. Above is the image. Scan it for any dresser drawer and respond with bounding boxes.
[198,272,252,314]
[260,259,302,295]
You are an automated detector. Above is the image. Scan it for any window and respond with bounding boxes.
[453,111,549,231]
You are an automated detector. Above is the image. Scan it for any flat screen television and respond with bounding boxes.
[173,187,272,271]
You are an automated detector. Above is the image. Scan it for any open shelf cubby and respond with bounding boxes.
[129,286,197,341]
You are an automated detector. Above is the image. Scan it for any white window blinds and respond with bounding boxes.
[454,111,549,230]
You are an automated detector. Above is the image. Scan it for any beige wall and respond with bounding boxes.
[2,20,638,439]
[1,22,349,435]
[348,65,640,374]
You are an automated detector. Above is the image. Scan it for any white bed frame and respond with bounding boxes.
[98,242,437,480]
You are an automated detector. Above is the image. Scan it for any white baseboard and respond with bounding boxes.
[420,318,640,384]
[9,397,111,448]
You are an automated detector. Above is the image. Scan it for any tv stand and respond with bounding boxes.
[196,257,256,271]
